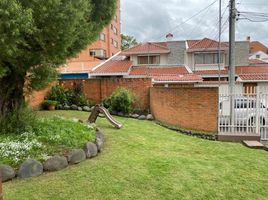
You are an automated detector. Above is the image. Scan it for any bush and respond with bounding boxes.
[0,106,37,135]
[104,88,135,114]
[46,85,70,105]
[46,84,90,107]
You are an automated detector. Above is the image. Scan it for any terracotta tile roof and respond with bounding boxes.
[187,38,228,50]
[194,70,228,75]
[129,66,189,76]
[236,66,268,74]
[59,60,102,73]
[195,66,268,76]
[122,42,170,55]
[153,74,202,82]
[92,60,133,74]
[249,59,268,65]
[239,73,268,81]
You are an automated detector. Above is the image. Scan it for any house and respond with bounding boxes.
[249,36,268,54]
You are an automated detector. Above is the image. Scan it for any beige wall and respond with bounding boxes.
[130,54,168,65]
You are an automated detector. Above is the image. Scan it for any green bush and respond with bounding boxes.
[0,106,37,135]
[46,85,70,105]
[46,84,90,107]
[105,88,135,114]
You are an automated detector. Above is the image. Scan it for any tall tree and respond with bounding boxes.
[0,0,117,117]
[121,34,138,50]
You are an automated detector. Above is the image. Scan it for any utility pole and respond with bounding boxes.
[229,0,236,130]
[218,0,222,84]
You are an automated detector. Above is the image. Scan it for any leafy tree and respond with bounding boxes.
[121,34,138,50]
[0,0,117,117]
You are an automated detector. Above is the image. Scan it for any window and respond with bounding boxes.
[99,33,105,41]
[137,55,160,65]
[89,50,96,57]
[89,49,106,58]
[110,24,117,35]
[113,40,118,48]
[194,53,224,64]
[256,54,260,59]
[113,26,118,35]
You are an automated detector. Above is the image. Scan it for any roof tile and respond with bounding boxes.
[122,42,170,55]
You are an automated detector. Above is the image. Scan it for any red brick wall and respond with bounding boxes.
[150,87,218,132]
[59,78,152,110]
[27,82,56,108]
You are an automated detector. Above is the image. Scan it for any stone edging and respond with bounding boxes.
[0,128,105,183]
[156,121,217,141]
[55,104,155,121]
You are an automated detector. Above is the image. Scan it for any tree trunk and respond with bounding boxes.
[0,72,25,118]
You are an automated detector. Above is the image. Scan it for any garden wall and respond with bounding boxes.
[59,78,152,110]
[27,82,56,108]
[150,87,218,132]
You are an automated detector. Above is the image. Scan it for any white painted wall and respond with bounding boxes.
[219,84,243,95]
[249,51,268,60]
[258,83,268,93]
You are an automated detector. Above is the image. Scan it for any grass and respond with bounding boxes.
[3,110,268,200]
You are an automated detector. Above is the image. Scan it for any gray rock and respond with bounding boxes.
[95,128,105,152]
[71,104,78,110]
[146,114,154,120]
[57,104,63,110]
[67,149,86,164]
[18,159,43,178]
[84,142,98,158]
[83,106,91,112]
[63,105,70,110]
[118,112,124,117]
[78,107,83,111]
[0,164,15,182]
[90,106,95,111]
[43,156,68,172]
[138,115,146,120]
[131,114,139,118]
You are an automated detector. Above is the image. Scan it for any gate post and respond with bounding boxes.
[256,87,260,135]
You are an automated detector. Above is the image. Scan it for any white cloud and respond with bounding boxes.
[121,0,268,46]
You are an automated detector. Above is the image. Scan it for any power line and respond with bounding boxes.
[152,0,218,41]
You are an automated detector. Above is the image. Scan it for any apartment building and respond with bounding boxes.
[63,0,121,76]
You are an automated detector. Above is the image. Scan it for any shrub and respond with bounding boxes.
[69,83,89,106]
[0,106,37,135]
[105,88,135,114]
[46,85,70,105]
[46,84,90,107]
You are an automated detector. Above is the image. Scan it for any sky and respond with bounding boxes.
[121,0,268,46]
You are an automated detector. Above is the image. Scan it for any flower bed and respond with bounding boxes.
[0,117,95,167]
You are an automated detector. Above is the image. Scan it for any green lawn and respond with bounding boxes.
[4,111,268,200]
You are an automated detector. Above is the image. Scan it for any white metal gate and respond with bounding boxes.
[219,92,268,141]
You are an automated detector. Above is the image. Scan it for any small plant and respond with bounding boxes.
[42,100,58,110]
[104,88,136,114]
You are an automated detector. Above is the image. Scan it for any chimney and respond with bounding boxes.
[166,33,174,41]
[246,36,251,41]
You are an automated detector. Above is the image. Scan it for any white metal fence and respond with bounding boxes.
[218,92,268,141]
